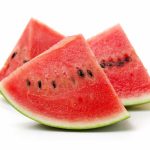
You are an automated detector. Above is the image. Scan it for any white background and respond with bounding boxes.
[0,0,150,149]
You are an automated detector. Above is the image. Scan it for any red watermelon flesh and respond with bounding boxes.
[0,35,129,129]
[0,18,64,81]
[88,25,150,106]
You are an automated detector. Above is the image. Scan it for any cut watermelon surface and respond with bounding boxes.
[88,25,150,106]
[0,35,129,129]
[0,18,64,81]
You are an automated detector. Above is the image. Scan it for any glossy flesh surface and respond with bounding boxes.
[0,18,64,80]
[88,25,150,106]
[0,35,129,129]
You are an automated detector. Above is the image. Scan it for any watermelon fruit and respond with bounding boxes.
[88,25,150,106]
[0,35,129,129]
[0,18,64,81]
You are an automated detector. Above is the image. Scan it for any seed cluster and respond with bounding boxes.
[25,68,94,90]
[26,79,57,89]
[10,51,30,64]
[100,55,132,69]
[77,68,94,78]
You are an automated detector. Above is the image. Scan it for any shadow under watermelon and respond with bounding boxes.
[127,103,150,111]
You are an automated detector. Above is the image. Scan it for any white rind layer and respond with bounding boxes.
[0,83,129,130]
[122,93,150,106]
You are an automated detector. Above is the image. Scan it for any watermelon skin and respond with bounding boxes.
[88,25,150,106]
[0,35,129,129]
[0,18,64,81]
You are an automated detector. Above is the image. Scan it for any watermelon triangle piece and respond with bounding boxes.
[0,18,64,81]
[88,25,150,106]
[0,35,129,129]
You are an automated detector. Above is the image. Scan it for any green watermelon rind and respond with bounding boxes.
[123,94,150,106]
[0,85,130,130]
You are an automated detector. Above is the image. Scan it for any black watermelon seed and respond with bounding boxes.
[106,62,114,67]
[26,79,31,87]
[23,60,29,63]
[87,70,93,77]
[77,69,85,77]
[116,61,124,66]
[124,56,132,62]
[100,63,106,68]
[38,80,42,89]
[11,52,17,59]
[100,60,106,68]
[51,80,56,89]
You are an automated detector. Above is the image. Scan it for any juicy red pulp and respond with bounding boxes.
[88,25,150,98]
[0,18,64,81]
[3,35,125,122]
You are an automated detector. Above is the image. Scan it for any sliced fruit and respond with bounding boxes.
[0,35,129,129]
[0,18,64,81]
[88,25,150,106]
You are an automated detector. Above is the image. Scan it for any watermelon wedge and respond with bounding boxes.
[0,35,129,129]
[88,25,150,106]
[0,18,64,81]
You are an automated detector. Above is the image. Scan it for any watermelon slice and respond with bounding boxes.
[0,35,129,129]
[88,25,150,106]
[0,18,64,81]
